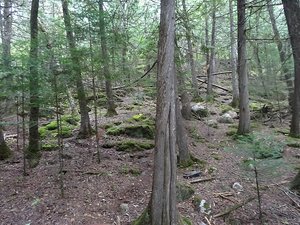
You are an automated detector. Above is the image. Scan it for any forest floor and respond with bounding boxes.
[0,90,300,225]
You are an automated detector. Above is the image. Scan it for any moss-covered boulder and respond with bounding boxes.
[116,140,154,152]
[106,114,155,139]
[177,183,195,202]
[39,114,79,139]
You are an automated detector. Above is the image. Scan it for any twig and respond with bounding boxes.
[190,177,215,184]
[213,196,256,218]
[204,216,212,225]
[280,188,300,209]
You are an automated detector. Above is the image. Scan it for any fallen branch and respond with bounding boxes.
[213,196,256,218]
[196,78,230,92]
[280,188,300,209]
[190,177,215,184]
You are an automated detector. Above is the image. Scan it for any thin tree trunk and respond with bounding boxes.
[0,126,11,160]
[98,0,117,116]
[2,0,12,70]
[182,0,198,96]
[229,0,239,107]
[27,0,40,168]
[150,0,177,223]
[282,0,300,137]
[61,0,92,138]
[207,0,216,97]
[267,2,294,109]
[237,0,250,135]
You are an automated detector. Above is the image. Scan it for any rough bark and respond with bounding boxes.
[0,126,11,160]
[177,73,191,120]
[267,1,294,109]
[282,0,300,137]
[181,0,197,97]
[291,170,300,193]
[207,0,216,97]
[229,0,239,107]
[61,0,92,138]
[1,0,12,70]
[237,0,250,135]
[150,0,177,223]
[27,0,41,168]
[99,0,117,116]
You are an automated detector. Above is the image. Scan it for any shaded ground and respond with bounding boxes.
[0,93,299,225]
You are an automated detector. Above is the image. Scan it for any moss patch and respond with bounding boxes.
[105,114,155,139]
[120,164,141,176]
[42,143,59,151]
[116,139,154,152]
[177,183,195,202]
[132,207,150,225]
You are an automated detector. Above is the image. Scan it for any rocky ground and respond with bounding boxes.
[0,90,300,225]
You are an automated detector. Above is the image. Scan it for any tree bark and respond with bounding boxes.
[267,1,294,109]
[207,0,216,97]
[99,0,117,116]
[61,0,92,138]
[282,0,300,137]
[27,0,40,167]
[1,0,12,70]
[229,0,239,107]
[0,126,11,160]
[181,0,197,97]
[237,0,250,135]
[150,0,177,223]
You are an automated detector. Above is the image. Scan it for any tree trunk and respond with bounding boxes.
[291,170,300,193]
[0,126,11,160]
[0,0,12,160]
[99,0,117,116]
[61,0,92,138]
[27,0,41,168]
[181,0,197,97]
[282,0,300,137]
[237,0,250,135]
[2,0,12,70]
[177,73,191,120]
[229,0,239,107]
[150,0,177,223]
[267,2,294,109]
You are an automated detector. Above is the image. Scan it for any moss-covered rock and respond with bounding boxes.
[106,114,155,139]
[42,143,59,151]
[177,183,195,202]
[132,208,150,225]
[116,140,154,152]
[120,164,141,176]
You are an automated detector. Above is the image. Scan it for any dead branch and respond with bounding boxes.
[196,78,230,92]
[190,177,215,184]
[213,196,256,218]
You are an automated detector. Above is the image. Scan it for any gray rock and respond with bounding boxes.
[191,103,209,117]
[120,203,129,214]
[232,182,243,192]
[227,110,238,119]
[218,113,234,124]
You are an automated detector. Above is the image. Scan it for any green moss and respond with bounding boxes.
[38,127,48,138]
[132,208,150,225]
[116,139,154,152]
[249,101,264,111]
[106,126,125,136]
[188,127,205,142]
[177,183,195,202]
[46,121,58,130]
[226,129,237,136]
[42,143,58,151]
[61,114,80,125]
[181,217,193,225]
[211,152,221,160]
[220,104,234,114]
[120,164,141,176]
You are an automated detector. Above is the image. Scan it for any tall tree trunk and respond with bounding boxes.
[61,0,92,138]
[267,1,294,109]
[181,0,198,97]
[0,0,12,160]
[99,0,117,116]
[229,0,239,107]
[282,0,300,137]
[237,0,250,135]
[207,0,216,97]
[150,0,177,223]
[121,1,130,82]
[2,0,12,70]
[27,0,40,168]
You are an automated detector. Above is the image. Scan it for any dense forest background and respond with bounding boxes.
[0,0,300,224]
